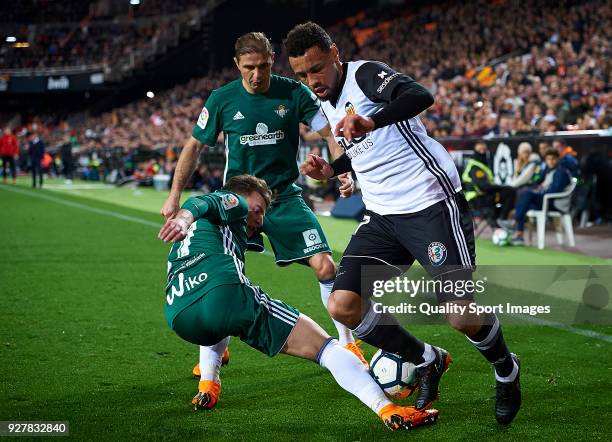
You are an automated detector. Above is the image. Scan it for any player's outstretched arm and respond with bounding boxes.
[334,114,375,143]
[300,154,334,181]
[158,209,194,243]
[160,136,204,220]
[315,125,355,197]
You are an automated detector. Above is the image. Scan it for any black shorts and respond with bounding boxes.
[333,192,476,302]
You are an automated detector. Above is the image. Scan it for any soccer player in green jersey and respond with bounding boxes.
[158,174,439,431]
[160,32,367,406]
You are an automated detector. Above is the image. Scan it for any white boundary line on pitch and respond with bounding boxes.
[3,184,611,343]
[514,314,612,343]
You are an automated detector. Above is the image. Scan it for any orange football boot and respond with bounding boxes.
[344,340,369,368]
[192,348,230,378]
[378,404,439,431]
[192,380,221,410]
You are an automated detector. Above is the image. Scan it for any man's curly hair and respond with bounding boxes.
[283,22,333,58]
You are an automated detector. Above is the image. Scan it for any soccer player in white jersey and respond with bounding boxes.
[284,22,521,425]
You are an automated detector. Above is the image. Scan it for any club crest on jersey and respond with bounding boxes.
[275,104,288,118]
[197,107,209,129]
[428,242,447,266]
[345,102,356,115]
[221,194,240,210]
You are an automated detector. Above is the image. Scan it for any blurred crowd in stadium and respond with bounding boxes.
[1,0,207,69]
[1,0,610,216]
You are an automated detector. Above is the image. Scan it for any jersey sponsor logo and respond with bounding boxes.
[339,135,374,159]
[377,70,388,79]
[221,194,239,210]
[275,104,288,118]
[376,72,400,94]
[197,107,209,129]
[233,111,245,120]
[256,122,268,134]
[345,101,356,115]
[166,271,208,305]
[427,242,447,267]
[239,123,285,146]
[302,229,322,247]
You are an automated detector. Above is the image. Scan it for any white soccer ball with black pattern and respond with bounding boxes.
[370,349,418,400]
[492,228,511,246]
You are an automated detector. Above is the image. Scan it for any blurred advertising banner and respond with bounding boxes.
[0,71,105,93]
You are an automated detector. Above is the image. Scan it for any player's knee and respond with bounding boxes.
[445,313,481,335]
[310,253,336,281]
[327,291,361,328]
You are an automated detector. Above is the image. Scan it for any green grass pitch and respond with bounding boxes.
[1,179,611,441]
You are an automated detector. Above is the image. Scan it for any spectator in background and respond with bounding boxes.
[512,149,572,245]
[28,131,45,188]
[509,142,541,189]
[553,138,579,177]
[462,141,516,228]
[60,134,74,184]
[208,168,223,193]
[0,127,19,184]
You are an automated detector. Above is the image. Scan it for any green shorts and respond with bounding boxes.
[248,194,331,265]
[171,283,300,357]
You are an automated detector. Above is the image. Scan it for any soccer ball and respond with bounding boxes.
[492,228,511,246]
[370,349,418,400]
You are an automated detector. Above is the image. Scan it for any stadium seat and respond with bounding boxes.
[526,178,577,249]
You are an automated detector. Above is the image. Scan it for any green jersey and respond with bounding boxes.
[165,190,250,325]
[191,75,327,198]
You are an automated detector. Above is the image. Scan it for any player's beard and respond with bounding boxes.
[316,65,342,102]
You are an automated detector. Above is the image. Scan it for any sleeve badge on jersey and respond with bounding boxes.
[221,194,240,210]
[197,107,209,129]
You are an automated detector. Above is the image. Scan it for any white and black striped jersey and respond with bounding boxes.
[320,60,462,215]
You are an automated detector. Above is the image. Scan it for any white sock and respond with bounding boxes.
[320,280,354,345]
[416,343,436,368]
[495,359,519,383]
[318,339,392,414]
[199,336,230,383]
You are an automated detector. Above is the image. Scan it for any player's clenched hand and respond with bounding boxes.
[334,114,375,142]
[160,194,180,220]
[300,154,334,181]
[158,217,190,243]
[338,173,354,198]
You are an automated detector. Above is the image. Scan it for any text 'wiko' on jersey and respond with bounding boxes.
[165,191,250,326]
[320,61,462,214]
[192,75,327,198]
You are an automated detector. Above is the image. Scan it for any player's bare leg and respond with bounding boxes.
[308,253,368,367]
[282,313,438,431]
